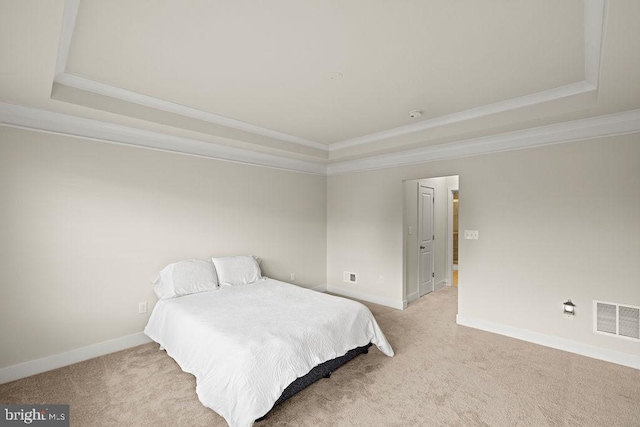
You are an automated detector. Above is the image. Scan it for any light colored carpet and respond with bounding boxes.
[1,287,639,426]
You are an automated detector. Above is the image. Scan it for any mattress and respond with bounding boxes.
[144,278,394,427]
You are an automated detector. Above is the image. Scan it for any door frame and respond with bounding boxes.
[402,175,459,308]
[446,185,459,286]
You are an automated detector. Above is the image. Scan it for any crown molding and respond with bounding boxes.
[7,1,619,177]
[330,0,607,151]
[54,1,606,153]
[326,108,640,175]
[54,72,329,152]
[54,0,79,77]
[585,0,607,85]
[3,102,639,178]
[53,0,327,153]
[0,102,327,175]
[328,81,596,151]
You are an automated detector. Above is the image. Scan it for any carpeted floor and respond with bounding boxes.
[1,287,639,426]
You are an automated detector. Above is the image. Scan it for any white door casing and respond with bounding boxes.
[418,185,435,297]
[446,186,459,286]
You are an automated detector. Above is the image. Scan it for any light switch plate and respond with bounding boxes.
[464,230,479,240]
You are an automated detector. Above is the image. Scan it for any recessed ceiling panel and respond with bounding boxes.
[66,0,584,144]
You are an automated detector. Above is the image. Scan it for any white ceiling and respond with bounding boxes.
[66,0,584,145]
[1,0,640,173]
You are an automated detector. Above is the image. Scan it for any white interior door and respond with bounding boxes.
[418,185,435,297]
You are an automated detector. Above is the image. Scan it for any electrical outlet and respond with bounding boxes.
[408,226,413,235]
[290,273,296,281]
[343,271,357,283]
[138,302,147,314]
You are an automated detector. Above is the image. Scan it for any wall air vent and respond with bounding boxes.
[594,300,640,341]
[619,306,640,339]
[596,302,617,334]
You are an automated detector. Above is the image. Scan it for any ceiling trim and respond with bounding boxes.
[53,0,326,152]
[3,102,639,179]
[326,108,640,175]
[54,0,79,77]
[54,72,329,151]
[585,0,607,85]
[0,102,327,175]
[328,81,596,151]
[329,0,607,151]
[54,0,606,152]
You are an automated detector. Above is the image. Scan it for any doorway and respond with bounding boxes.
[403,175,459,306]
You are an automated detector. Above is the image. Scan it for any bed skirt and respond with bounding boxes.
[256,342,373,422]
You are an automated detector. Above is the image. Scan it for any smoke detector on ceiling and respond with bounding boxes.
[409,110,423,119]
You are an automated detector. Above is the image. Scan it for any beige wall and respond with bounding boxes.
[2,124,639,369]
[328,133,640,356]
[0,126,327,368]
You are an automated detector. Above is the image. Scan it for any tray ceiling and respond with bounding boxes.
[5,0,639,176]
[57,0,590,149]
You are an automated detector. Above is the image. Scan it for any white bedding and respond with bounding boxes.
[144,278,394,427]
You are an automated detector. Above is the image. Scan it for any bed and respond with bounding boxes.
[144,258,394,427]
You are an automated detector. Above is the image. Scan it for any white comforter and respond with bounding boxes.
[144,278,394,427]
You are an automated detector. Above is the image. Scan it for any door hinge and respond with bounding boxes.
[432,235,435,240]
[432,272,435,278]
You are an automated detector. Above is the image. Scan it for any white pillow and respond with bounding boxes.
[153,259,219,299]
[211,255,262,286]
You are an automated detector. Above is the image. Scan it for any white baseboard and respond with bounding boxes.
[404,284,450,308]
[456,315,640,371]
[403,291,420,309]
[327,284,403,310]
[0,332,152,384]
[310,283,327,292]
